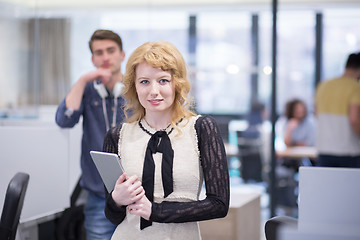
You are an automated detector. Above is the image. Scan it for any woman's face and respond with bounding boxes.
[293,102,306,120]
[135,61,175,116]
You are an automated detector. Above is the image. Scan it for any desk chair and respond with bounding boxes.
[237,128,263,182]
[264,216,298,240]
[0,172,30,240]
[56,177,86,240]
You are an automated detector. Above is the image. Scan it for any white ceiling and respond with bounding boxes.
[4,0,360,9]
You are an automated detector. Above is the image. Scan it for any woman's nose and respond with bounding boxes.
[150,82,159,95]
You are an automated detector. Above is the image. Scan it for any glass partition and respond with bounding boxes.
[322,9,360,80]
[0,1,37,118]
[196,12,252,115]
[275,10,316,114]
[2,2,359,120]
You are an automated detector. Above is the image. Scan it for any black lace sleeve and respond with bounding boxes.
[102,126,121,154]
[103,126,128,225]
[150,115,230,223]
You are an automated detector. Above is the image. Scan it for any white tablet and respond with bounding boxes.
[90,151,124,193]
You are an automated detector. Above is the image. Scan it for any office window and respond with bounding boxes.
[0,2,35,115]
[266,11,316,114]
[258,11,273,115]
[322,9,360,80]
[195,12,252,115]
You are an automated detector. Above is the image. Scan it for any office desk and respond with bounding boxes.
[275,146,317,212]
[199,190,261,240]
[277,146,317,160]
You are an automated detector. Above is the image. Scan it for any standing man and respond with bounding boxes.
[56,29,126,239]
[315,52,360,168]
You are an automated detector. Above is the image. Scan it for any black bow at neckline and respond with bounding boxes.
[139,121,174,230]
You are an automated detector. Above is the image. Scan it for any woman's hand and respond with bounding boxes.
[128,195,152,220]
[111,173,145,207]
[287,118,300,131]
[284,118,300,146]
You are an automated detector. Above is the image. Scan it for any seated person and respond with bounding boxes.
[275,99,316,213]
[276,98,316,170]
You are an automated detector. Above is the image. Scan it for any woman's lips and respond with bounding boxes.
[148,99,163,105]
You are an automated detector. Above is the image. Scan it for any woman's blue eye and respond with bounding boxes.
[140,80,149,84]
[160,79,170,83]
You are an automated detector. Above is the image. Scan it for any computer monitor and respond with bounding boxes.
[298,166,360,236]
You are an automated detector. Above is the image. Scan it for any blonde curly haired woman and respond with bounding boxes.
[103,41,229,240]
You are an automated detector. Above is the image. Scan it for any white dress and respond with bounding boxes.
[111,116,203,240]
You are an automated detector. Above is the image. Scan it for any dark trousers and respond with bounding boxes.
[317,154,360,168]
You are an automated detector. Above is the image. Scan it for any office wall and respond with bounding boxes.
[0,107,82,222]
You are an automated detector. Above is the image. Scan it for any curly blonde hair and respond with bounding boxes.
[123,41,195,132]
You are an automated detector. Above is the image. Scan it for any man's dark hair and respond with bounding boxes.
[345,52,360,69]
[88,29,123,53]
